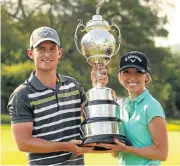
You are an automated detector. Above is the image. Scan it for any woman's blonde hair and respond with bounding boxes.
[145,73,152,85]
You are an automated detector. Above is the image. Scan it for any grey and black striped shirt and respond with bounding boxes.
[7,72,86,165]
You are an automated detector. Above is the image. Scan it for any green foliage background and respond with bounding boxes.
[1,0,180,117]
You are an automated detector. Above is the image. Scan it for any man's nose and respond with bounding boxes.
[44,50,52,56]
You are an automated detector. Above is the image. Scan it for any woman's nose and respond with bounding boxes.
[128,72,138,77]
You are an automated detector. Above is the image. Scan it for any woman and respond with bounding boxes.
[98,51,168,165]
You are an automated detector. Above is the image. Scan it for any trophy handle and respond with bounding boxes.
[74,19,86,56]
[110,18,122,56]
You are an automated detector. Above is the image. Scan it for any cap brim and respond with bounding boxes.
[32,38,60,48]
[118,65,146,73]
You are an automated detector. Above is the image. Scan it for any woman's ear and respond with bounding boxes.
[27,49,34,59]
[145,73,150,83]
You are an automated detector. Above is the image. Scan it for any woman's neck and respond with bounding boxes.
[35,70,57,88]
[129,88,146,101]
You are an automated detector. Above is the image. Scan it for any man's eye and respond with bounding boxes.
[51,48,56,51]
[37,47,43,51]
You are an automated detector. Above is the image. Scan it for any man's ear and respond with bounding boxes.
[59,48,63,59]
[27,49,33,59]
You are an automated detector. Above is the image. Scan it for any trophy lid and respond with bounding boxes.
[74,0,121,66]
[86,15,111,32]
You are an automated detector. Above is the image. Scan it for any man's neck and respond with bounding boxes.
[35,70,57,88]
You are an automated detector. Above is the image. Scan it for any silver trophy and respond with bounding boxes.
[74,0,131,150]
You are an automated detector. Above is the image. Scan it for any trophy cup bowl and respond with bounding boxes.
[74,1,131,150]
[86,87,116,101]
[81,118,132,147]
[81,27,115,65]
[83,100,120,119]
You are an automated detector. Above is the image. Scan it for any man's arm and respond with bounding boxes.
[12,122,92,155]
[91,65,108,88]
[8,91,92,155]
[80,65,108,115]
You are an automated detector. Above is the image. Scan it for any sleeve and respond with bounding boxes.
[146,100,165,124]
[76,81,87,104]
[69,77,86,104]
[7,92,34,124]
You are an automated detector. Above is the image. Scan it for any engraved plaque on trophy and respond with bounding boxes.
[74,0,131,150]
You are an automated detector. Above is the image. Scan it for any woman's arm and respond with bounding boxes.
[97,117,168,161]
[124,117,168,160]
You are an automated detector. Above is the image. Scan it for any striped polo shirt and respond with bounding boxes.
[7,72,86,165]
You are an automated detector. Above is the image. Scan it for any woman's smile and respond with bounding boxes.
[127,82,139,86]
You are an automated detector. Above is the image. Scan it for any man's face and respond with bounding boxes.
[28,41,62,71]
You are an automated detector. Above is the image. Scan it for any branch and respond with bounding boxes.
[18,0,26,19]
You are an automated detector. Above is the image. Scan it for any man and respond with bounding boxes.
[7,26,108,165]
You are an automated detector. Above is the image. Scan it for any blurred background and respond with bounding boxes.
[1,0,180,165]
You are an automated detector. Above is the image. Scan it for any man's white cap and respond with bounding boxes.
[30,26,60,48]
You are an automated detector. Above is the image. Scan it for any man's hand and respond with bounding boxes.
[111,150,119,158]
[91,65,108,87]
[69,140,93,155]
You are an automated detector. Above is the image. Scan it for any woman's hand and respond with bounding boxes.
[96,138,127,152]
[91,64,108,87]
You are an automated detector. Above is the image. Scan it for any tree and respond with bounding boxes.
[2,0,180,117]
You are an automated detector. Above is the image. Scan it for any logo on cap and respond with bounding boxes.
[125,55,142,63]
[39,28,54,36]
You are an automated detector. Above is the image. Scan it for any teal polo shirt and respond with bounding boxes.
[118,89,165,165]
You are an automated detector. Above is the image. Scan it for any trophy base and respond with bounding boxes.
[81,134,132,151]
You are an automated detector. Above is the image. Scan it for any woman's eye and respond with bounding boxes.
[137,70,142,73]
[123,70,128,73]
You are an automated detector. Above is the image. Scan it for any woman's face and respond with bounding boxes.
[118,68,148,97]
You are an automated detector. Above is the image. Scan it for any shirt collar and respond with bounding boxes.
[28,71,67,91]
[134,89,149,103]
[57,74,67,83]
